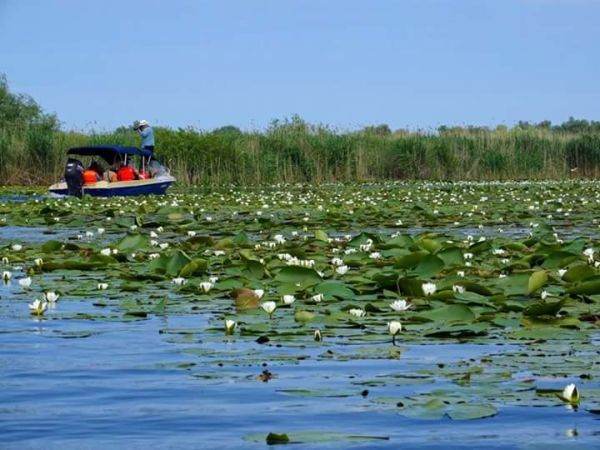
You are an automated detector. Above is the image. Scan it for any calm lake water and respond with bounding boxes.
[1,292,597,449]
[0,195,598,449]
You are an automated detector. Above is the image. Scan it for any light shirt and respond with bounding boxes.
[139,126,155,148]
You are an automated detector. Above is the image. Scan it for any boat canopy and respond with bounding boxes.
[67,145,153,165]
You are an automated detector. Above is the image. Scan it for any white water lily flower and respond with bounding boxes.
[44,292,59,302]
[273,234,286,244]
[156,226,164,233]
[150,240,159,247]
[85,231,94,238]
[344,248,357,255]
[18,277,32,289]
[34,258,43,267]
[314,329,322,342]
[150,231,158,238]
[11,244,22,251]
[336,265,349,275]
[311,293,324,303]
[464,253,473,259]
[172,277,187,286]
[209,276,219,284]
[199,281,213,293]
[331,257,344,266]
[452,285,466,294]
[159,243,169,250]
[1,257,8,264]
[2,270,12,281]
[97,283,109,290]
[97,227,105,235]
[422,282,437,296]
[369,252,382,259]
[558,269,567,278]
[388,320,402,336]
[457,271,465,277]
[148,253,160,260]
[29,298,48,316]
[225,319,236,335]
[100,248,111,256]
[348,308,366,318]
[282,294,296,305]
[390,299,411,312]
[213,250,225,256]
[541,290,549,300]
[560,383,580,404]
[187,231,197,237]
[261,301,277,317]
[129,225,138,231]
[253,289,265,299]
[583,248,595,262]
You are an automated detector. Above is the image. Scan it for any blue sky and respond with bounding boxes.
[1,0,598,131]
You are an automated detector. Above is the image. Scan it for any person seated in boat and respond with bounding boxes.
[82,161,102,185]
[116,161,139,182]
[103,160,120,182]
[133,120,154,154]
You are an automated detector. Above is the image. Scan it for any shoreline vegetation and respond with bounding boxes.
[2,76,600,186]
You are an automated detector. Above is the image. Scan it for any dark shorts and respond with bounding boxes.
[142,146,154,154]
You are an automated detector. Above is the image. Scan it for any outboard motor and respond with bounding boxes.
[64,158,84,197]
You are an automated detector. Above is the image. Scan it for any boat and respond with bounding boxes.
[49,145,175,197]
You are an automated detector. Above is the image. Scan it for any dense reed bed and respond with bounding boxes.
[2,76,600,185]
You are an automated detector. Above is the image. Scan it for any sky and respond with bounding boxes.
[1,0,599,131]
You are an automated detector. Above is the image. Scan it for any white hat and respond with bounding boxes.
[138,119,149,127]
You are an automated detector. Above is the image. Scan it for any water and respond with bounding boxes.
[1,198,599,448]
[0,291,597,448]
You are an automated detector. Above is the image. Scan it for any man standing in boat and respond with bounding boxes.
[133,119,155,154]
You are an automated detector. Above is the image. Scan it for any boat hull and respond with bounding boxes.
[48,177,175,197]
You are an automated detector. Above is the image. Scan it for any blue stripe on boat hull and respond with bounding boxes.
[49,181,173,197]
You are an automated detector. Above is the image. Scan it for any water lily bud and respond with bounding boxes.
[1,257,9,264]
[422,282,437,296]
[261,301,277,316]
[172,277,187,286]
[388,320,402,336]
[390,299,411,312]
[336,265,349,275]
[282,295,295,305]
[18,277,32,289]
[2,271,12,281]
[225,319,236,335]
[314,329,322,342]
[44,292,59,303]
[97,283,109,290]
[560,383,580,404]
[310,293,324,303]
[452,285,465,294]
[199,281,213,293]
[348,308,366,318]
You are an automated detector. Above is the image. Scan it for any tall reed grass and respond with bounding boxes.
[2,77,599,186]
